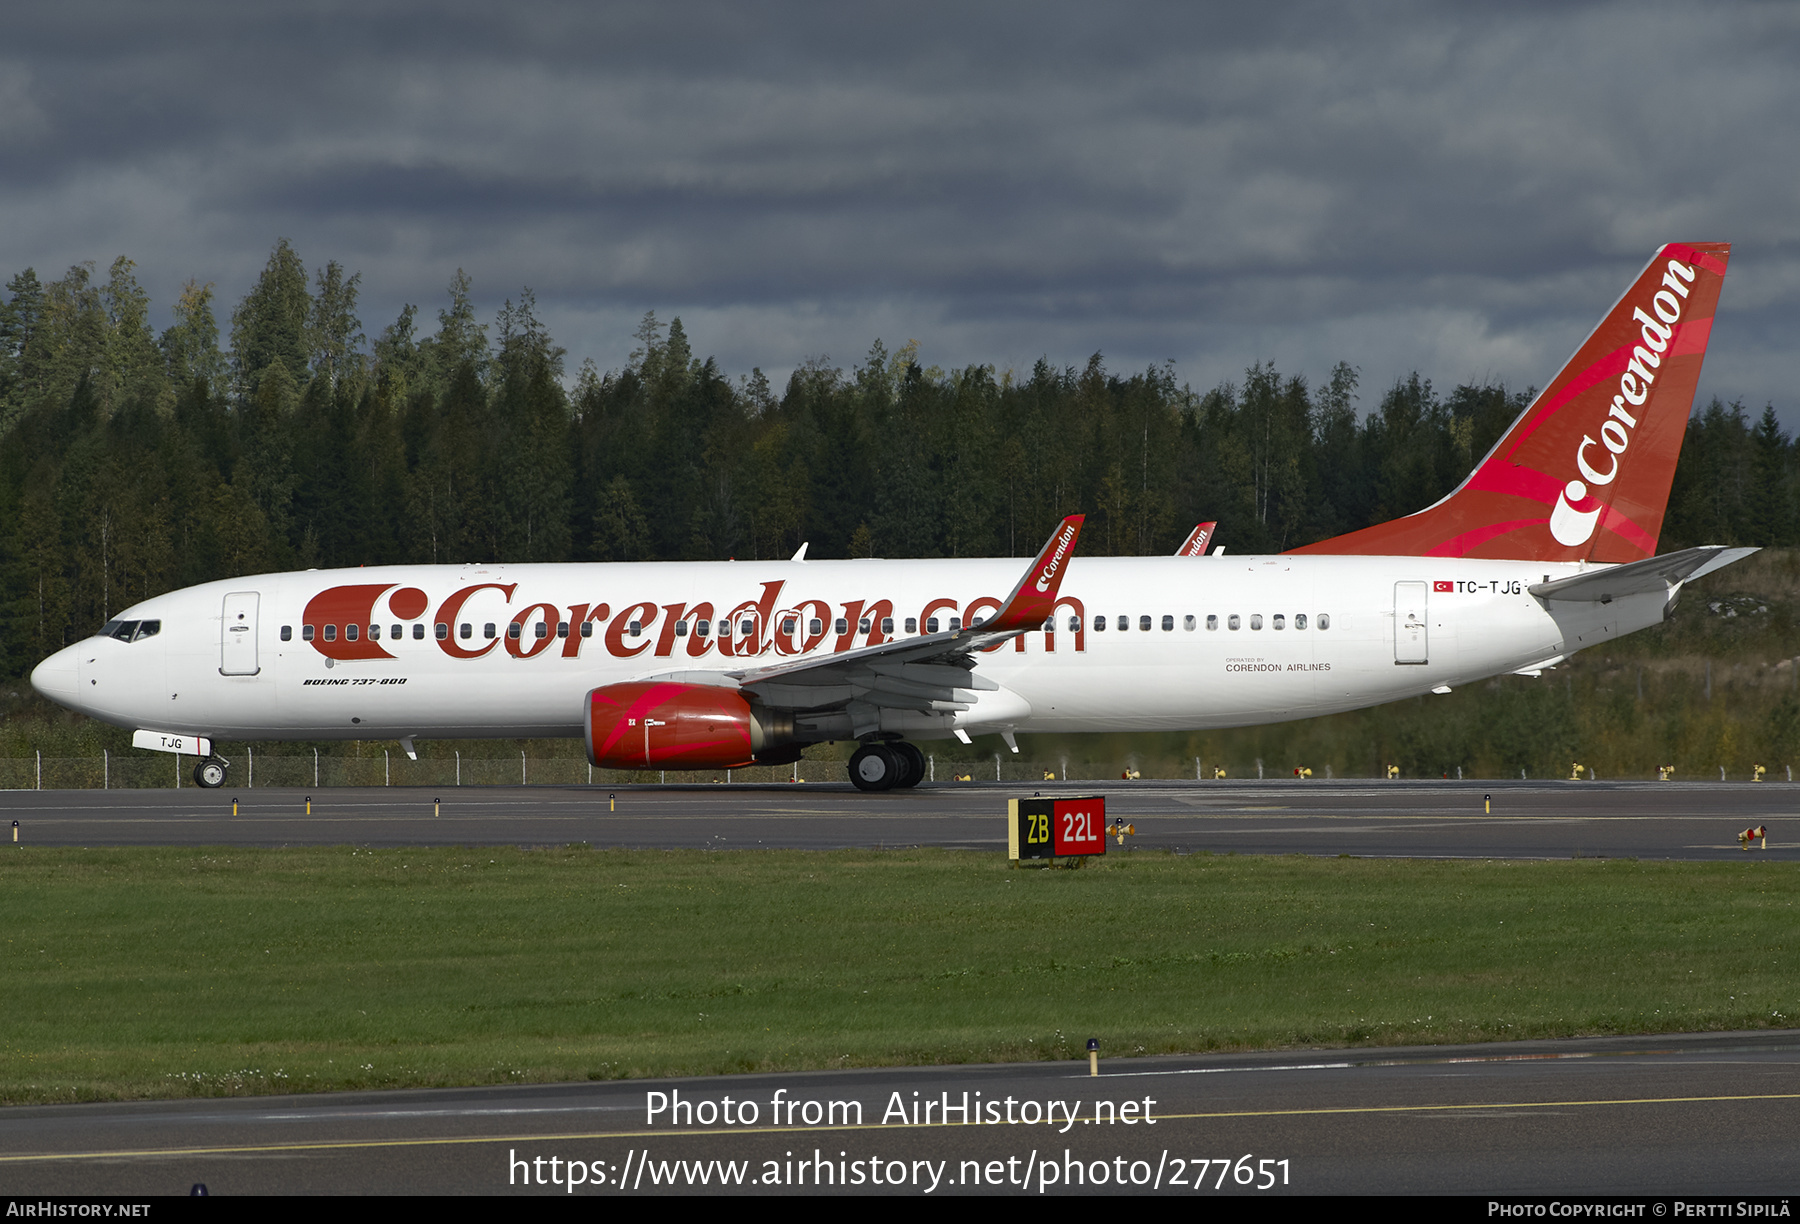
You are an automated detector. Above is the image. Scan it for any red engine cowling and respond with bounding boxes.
[584,681,791,769]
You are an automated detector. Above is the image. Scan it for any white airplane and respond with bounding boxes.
[31,243,1752,791]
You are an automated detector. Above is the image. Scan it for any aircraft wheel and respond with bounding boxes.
[848,743,900,792]
[193,758,227,788]
[893,742,926,788]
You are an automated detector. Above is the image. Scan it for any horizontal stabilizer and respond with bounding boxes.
[1529,546,1757,603]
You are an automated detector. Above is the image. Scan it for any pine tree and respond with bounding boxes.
[230,239,312,398]
[309,260,365,391]
[159,279,227,392]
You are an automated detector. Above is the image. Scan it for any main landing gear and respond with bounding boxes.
[192,756,228,788]
[848,741,926,792]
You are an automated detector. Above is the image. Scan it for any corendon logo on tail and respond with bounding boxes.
[1549,258,1696,547]
[1034,523,1079,593]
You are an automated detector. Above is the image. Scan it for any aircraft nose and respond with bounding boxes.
[30,645,82,707]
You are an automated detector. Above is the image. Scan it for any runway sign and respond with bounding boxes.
[1008,795,1107,859]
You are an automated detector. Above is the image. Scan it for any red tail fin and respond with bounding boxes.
[1292,243,1729,561]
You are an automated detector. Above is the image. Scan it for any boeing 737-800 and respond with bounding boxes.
[30,243,1752,791]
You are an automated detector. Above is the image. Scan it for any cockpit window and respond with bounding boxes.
[94,618,161,642]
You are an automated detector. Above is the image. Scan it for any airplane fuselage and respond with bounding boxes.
[31,553,1654,745]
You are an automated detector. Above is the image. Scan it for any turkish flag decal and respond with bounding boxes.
[1433,580,1454,593]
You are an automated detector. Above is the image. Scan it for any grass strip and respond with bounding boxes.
[0,847,1793,1104]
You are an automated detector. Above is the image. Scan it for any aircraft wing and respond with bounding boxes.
[1528,545,1758,602]
[722,515,1084,734]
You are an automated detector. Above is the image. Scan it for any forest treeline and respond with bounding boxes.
[1,241,1793,683]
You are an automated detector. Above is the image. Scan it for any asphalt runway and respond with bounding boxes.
[1,1031,1795,1196]
[2,779,1796,860]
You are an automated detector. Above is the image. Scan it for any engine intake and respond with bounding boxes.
[583,681,795,769]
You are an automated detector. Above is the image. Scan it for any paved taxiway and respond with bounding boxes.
[1,1031,1795,1195]
[2,779,1795,859]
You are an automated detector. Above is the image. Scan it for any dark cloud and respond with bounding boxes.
[1,1,1795,413]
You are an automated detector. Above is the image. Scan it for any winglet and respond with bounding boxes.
[979,514,1085,633]
[1175,521,1217,557]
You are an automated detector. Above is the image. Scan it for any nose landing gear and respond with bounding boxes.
[193,757,228,788]
[848,741,926,791]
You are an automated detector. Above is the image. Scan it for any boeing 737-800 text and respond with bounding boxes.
[30,243,1752,790]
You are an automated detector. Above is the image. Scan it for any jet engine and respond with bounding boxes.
[583,681,798,769]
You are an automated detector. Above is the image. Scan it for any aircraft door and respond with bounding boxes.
[221,591,261,675]
[1394,581,1428,664]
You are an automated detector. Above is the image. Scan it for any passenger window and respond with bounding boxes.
[1295,614,1307,630]
[628,620,641,636]
[781,617,796,635]
[368,624,380,641]
[835,618,847,635]
[1228,615,1240,630]
[809,618,823,635]
[1118,616,1129,631]
[740,619,755,636]
[1319,613,1331,629]
[1140,615,1152,631]
[1206,615,1218,630]
[1068,615,1080,632]
[460,623,471,639]
[881,617,894,635]
[416,623,427,640]
[674,620,688,637]
[859,617,871,634]
[324,625,337,641]
[927,617,940,633]
[905,618,918,634]
[949,617,962,631]
[1162,615,1174,631]
[1273,614,1285,630]
[391,624,402,639]
[1093,616,1105,631]
[506,623,520,640]
[534,622,548,639]
[581,621,594,638]
[483,623,495,639]
[1184,615,1196,630]
[303,625,316,641]
[696,620,710,637]
[1250,615,1262,630]
[281,625,293,641]
[433,623,446,640]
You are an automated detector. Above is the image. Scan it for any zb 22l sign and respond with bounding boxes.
[1008,796,1106,860]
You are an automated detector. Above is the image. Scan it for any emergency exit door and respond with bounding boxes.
[221,591,261,675]
[1394,581,1428,664]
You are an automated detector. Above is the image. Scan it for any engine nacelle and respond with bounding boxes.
[583,681,794,769]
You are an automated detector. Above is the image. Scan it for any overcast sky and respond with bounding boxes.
[4,1,1796,420]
